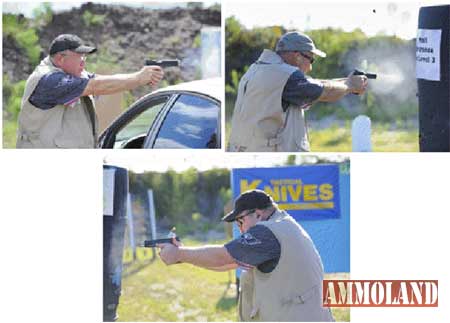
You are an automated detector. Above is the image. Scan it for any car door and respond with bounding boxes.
[98,94,173,148]
[145,92,221,149]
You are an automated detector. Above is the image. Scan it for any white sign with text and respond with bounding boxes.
[416,29,442,81]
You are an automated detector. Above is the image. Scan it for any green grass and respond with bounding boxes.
[309,123,419,152]
[117,242,350,322]
[225,120,419,152]
[118,246,238,322]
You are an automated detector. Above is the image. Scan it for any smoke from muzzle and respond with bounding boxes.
[343,41,416,101]
[338,38,418,122]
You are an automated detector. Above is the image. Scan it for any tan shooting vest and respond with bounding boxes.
[228,50,310,152]
[16,57,98,148]
[238,210,333,322]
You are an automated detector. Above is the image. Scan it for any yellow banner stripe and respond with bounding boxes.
[278,202,335,210]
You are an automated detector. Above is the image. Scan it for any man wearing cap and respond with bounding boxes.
[157,189,333,322]
[16,34,164,148]
[228,31,368,152]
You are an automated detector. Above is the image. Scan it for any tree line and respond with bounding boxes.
[225,16,417,124]
[126,156,348,237]
[128,167,231,236]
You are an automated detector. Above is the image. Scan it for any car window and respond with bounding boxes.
[152,94,219,148]
[113,98,167,148]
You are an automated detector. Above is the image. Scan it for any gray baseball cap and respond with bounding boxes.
[276,31,326,57]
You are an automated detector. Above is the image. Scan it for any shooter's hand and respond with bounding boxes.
[172,236,183,247]
[345,73,368,95]
[137,66,164,87]
[157,242,180,265]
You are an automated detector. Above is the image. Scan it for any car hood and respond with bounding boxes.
[152,77,223,102]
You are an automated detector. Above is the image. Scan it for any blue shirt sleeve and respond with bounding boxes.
[225,224,281,273]
[281,70,324,111]
[28,71,91,110]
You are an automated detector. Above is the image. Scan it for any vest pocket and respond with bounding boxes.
[54,136,88,148]
[17,133,43,148]
[290,284,320,305]
[278,107,310,152]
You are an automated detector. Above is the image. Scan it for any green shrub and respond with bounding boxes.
[3,74,26,120]
[225,69,244,96]
[3,74,26,148]
[85,48,119,74]
[82,10,106,27]
[165,35,182,46]
[193,34,201,48]
[3,14,41,66]
[32,3,53,25]
[16,30,41,65]
[191,212,202,222]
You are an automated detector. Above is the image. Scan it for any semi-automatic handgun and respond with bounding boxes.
[145,59,180,68]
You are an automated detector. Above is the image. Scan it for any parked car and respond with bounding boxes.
[98,78,222,149]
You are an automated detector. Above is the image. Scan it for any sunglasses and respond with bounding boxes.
[299,52,315,64]
[235,209,256,226]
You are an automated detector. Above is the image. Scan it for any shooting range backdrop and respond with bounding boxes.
[417,5,450,151]
[231,163,350,273]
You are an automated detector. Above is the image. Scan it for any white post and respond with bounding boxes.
[147,190,157,259]
[352,115,372,152]
[201,26,221,78]
[147,190,157,240]
[127,193,136,261]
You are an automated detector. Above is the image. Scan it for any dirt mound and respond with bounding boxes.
[3,2,221,88]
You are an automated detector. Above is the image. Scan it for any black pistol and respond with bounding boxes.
[142,237,181,247]
[353,69,377,79]
[145,59,180,68]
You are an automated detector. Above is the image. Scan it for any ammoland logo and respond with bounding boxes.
[323,280,438,307]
